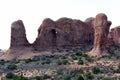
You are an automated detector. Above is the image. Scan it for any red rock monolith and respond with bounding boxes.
[10,20,29,49]
[89,13,111,57]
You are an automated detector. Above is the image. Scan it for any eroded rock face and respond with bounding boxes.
[106,32,114,47]
[33,17,94,50]
[110,26,120,45]
[33,18,56,50]
[89,13,112,56]
[10,20,29,49]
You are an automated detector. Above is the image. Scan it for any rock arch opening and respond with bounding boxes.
[51,29,57,47]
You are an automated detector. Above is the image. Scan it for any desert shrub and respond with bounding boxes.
[41,62,45,65]
[57,48,63,52]
[33,76,42,80]
[6,72,15,79]
[82,54,88,57]
[45,60,51,64]
[40,56,46,60]
[65,49,70,52]
[13,75,28,80]
[56,69,64,75]
[114,69,120,73]
[32,56,40,61]
[85,56,93,62]
[72,56,77,60]
[71,54,77,60]
[42,74,51,79]
[76,75,84,80]
[71,54,75,57]
[51,49,56,54]
[69,69,83,77]
[0,59,5,65]
[77,59,84,65]
[61,56,67,59]
[24,58,33,63]
[63,74,71,80]
[84,73,94,79]
[7,64,17,70]
[47,55,55,58]
[118,63,120,69]
[102,77,112,80]
[56,60,62,65]
[115,63,120,73]
[11,59,20,64]
[62,59,68,65]
[92,67,100,74]
[72,48,79,52]
[34,76,42,80]
[75,52,82,56]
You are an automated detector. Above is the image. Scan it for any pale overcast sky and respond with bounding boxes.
[0,0,120,49]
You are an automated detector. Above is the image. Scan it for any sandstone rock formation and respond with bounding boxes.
[89,13,112,56]
[33,17,94,51]
[110,26,120,45]
[10,20,29,49]
[105,32,114,47]
[2,13,118,60]
[33,18,56,50]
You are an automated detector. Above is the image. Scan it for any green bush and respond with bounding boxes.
[85,56,93,62]
[25,58,33,63]
[51,49,56,54]
[82,54,88,57]
[76,75,84,80]
[63,74,71,80]
[71,54,75,57]
[7,64,17,70]
[56,60,62,65]
[84,73,94,79]
[0,59,5,65]
[118,63,120,69]
[61,56,67,59]
[72,56,77,60]
[34,76,42,80]
[75,52,82,56]
[92,67,100,74]
[11,59,20,64]
[115,69,120,73]
[6,72,15,79]
[102,77,112,80]
[40,56,46,60]
[13,75,28,80]
[42,74,51,79]
[45,60,51,64]
[62,59,68,65]
[77,59,84,65]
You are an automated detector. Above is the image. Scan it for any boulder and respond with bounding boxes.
[10,20,29,49]
[89,13,112,56]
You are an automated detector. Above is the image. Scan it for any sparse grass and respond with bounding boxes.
[77,59,84,65]
[1,46,120,79]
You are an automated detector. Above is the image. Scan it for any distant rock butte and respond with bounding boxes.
[2,13,120,59]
